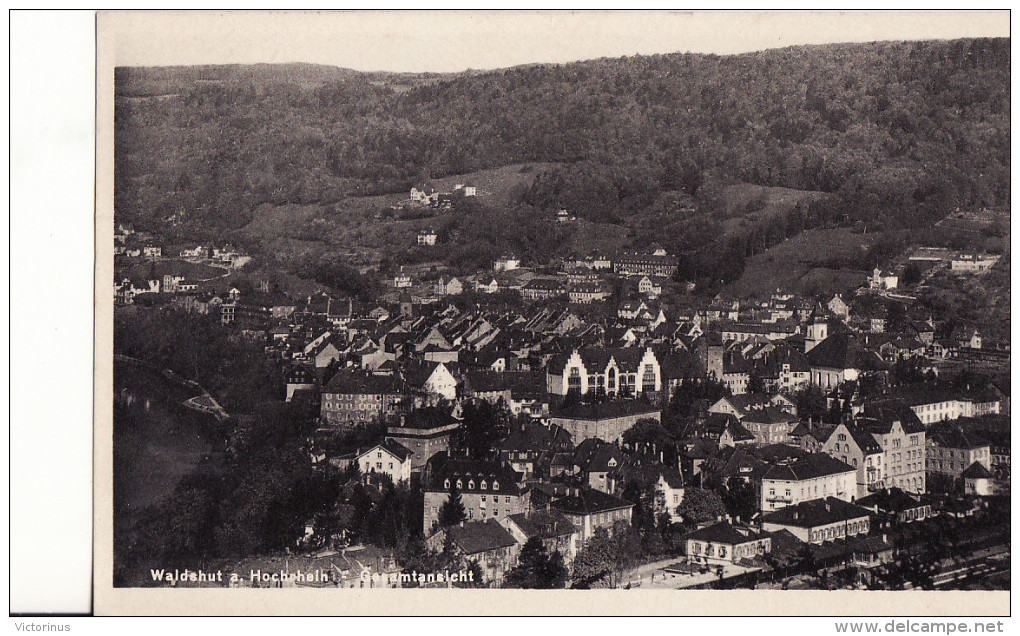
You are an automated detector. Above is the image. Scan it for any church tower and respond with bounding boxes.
[805,305,829,353]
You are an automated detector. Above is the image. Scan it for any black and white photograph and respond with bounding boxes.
[90,10,1010,616]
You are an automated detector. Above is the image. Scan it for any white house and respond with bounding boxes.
[951,254,1000,273]
[394,271,413,288]
[417,229,437,247]
[869,268,898,290]
[356,441,413,485]
[494,254,520,271]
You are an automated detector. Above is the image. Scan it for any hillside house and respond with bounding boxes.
[417,228,437,246]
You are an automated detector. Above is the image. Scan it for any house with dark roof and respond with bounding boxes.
[962,461,995,496]
[355,440,413,485]
[551,487,634,542]
[696,413,756,449]
[571,438,629,493]
[806,333,888,389]
[759,452,857,512]
[760,497,872,544]
[856,488,933,525]
[496,419,573,479]
[401,360,458,403]
[502,510,580,564]
[684,522,772,565]
[426,519,519,587]
[927,428,992,478]
[521,278,568,302]
[422,456,529,535]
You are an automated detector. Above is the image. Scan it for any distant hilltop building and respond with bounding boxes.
[951,253,1000,273]
[417,228,437,247]
[494,254,520,271]
[869,268,898,290]
[410,181,476,208]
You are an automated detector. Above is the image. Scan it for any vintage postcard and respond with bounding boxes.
[95,10,1011,615]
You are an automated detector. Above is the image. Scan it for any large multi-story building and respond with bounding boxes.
[546,346,662,399]
[422,456,529,535]
[926,428,991,478]
[320,371,409,428]
[857,402,926,494]
[759,452,857,512]
[548,401,661,445]
[613,251,678,277]
[821,423,886,498]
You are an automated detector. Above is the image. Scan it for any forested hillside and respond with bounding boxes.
[115,39,1009,292]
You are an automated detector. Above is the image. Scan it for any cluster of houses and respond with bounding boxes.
[120,226,1008,587]
[409,181,477,209]
[385,248,679,310]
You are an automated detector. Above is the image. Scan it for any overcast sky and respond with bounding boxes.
[106,11,1010,73]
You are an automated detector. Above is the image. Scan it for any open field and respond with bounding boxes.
[114,258,229,282]
[725,228,880,298]
[714,182,831,237]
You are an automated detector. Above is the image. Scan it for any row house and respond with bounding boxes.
[613,251,678,277]
[760,497,872,544]
[856,488,933,526]
[684,522,771,565]
[569,282,609,304]
[521,278,568,302]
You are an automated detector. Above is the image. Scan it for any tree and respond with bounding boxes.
[795,386,828,424]
[457,399,507,460]
[677,487,726,525]
[436,483,466,530]
[720,477,758,523]
[504,537,568,589]
[747,371,766,395]
[570,529,617,589]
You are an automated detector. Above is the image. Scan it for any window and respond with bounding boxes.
[468,480,475,489]
[480,480,487,490]
[493,481,499,491]
[456,479,463,489]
